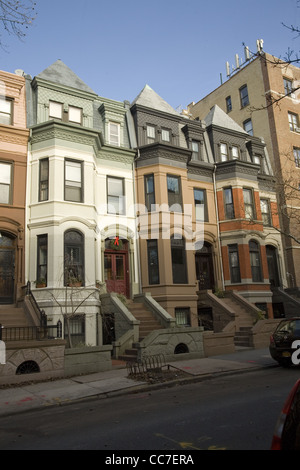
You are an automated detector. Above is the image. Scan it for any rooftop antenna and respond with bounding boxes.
[256,39,264,54]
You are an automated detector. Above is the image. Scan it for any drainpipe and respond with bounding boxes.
[213,164,225,291]
[132,148,142,295]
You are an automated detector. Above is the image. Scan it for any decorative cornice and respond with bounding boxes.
[138,142,190,164]
[30,120,103,152]
[0,125,29,146]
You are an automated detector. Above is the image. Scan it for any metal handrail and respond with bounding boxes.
[26,281,47,327]
[0,321,62,342]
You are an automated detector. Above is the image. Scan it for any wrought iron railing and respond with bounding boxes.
[0,322,62,342]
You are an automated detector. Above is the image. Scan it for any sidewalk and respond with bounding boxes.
[0,347,276,417]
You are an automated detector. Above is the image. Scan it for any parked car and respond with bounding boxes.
[271,379,300,450]
[269,318,300,367]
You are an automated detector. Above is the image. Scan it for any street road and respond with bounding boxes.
[0,366,299,450]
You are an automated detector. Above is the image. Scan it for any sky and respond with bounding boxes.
[1,0,299,111]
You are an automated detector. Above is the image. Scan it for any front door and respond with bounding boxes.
[104,248,129,297]
[0,233,15,304]
[195,243,214,290]
[266,245,280,287]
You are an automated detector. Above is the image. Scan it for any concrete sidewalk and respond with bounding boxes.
[0,348,276,417]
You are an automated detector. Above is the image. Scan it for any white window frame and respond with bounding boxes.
[0,97,13,125]
[109,122,120,146]
[49,101,63,120]
[0,161,12,204]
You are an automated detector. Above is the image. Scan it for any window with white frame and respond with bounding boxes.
[192,141,200,160]
[65,160,83,202]
[0,161,12,204]
[0,97,13,125]
[260,199,271,226]
[231,146,239,159]
[109,122,120,146]
[220,143,228,162]
[107,176,125,215]
[49,101,63,119]
[288,112,299,132]
[161,128,170,142]
[69,106,82,124]
[146,125,155,144]
[243,188,255,219]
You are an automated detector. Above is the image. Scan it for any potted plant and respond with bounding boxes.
[35,278,47,288]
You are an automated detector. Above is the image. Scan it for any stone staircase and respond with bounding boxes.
[0,303,35,341]
[220,296,254,348]
[118,301,163,362]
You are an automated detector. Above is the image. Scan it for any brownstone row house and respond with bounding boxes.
[0,50,297,362]
[0,70,29,304]
[187,44,300,303]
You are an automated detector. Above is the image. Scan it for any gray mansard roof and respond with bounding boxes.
[131,84,180,116]
[204,105,248,135]
[37,59,96,95]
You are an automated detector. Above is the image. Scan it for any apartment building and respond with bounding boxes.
[0,70,29,304]
[187,45,300,290]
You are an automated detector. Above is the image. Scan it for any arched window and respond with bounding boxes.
[171,235,188,284]
[249,240,262,282]
[64,230,85,286]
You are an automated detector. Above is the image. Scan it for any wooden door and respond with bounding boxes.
[0,234,15,303]
[104,252,128,297]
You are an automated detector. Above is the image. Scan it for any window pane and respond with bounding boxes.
[171,237,187,284]
[232,146,239,159]
[0,184,10,204]
[0,163,11,184]
[49,101,63,119]
[162,129,170,141]
[175,308,190,326]
[0,99,11,113]
[147,240,159,284]
[108,177,123,196]
[240,85,249,107]
[66,161,81,183]
[147,126,155,138]
[109,122,120,145]
[69,106,82,123]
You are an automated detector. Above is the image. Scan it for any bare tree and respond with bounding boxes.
[0,0,37,47]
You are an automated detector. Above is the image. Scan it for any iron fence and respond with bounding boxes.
[0,321,62,342]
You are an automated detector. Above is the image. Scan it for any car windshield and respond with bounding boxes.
[276,319,300,335]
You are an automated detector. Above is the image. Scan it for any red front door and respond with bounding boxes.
[104,252,129,297]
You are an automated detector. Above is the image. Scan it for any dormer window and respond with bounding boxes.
[69,106,82,124]
[49,101,63,119]
[146,125,155,144]
[220,143,229,162]
[161,128,170,142]
[109,122,120,146]
[231,146,239,159]
[192,141,200,160]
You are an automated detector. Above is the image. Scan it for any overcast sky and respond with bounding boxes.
[1,0,299,110]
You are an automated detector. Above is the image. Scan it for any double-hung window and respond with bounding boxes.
[109,122,120,146]
[0,161,12,204]
[192,141,200,161]
[228,244,241,283]
[146,125,155,144]
[161,128,170,142]
[144,174,155,211]
[37,234,48,285]
[39,158,49,202]
[0,97,13,125]
[107,176,125,215]
[171,236,188,284]
[294,147,300,167]
[243,188,255,220]
[49,101,63,119]
[288,112,298,132]
[226,96,232,113]
[224,187,235,219]
[231,146,239,159]
[69,106,82,124]
[243,118,253,136]
[240,85,249,107]
[167,175,182,211]
[249,240,262,282]
[260,199,271,226]
[220,143,228,162]
[65,160,83,202]
[284,78,293,96]
[194,188,208,222]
